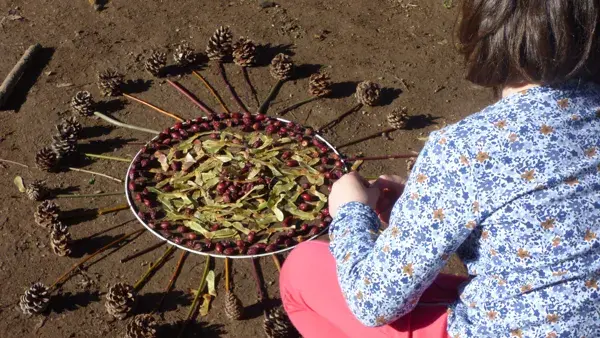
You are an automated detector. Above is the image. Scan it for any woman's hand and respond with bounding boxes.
[328,172,380,218]
[372,175,406,223]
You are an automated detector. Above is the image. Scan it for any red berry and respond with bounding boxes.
[173,237,183,244]
[283,238,294,247]
[223,194,232,203]
[283,216,294,226]
[162,138,172,145]
[304,128,314,136]
[301,193,313,201]
[301,183,310,189]
[247,247,260,255]
[265,244,277,252]
[256,114,267,121]
[160,221,170,229]
[324,172,332,179]
[186,233,197,240]
[247,231,256,242]
[143,199,155,208]
[176,225,186,233]
[308,227,320,236]
[266,125,277,135]
[320,157,329,164]
[282,151,293,160]
[232,112,243,119]
[215,243,224,253]
[210,133,219,139]
[223,247,235,255]
[174,122,183,130]
[321,208,330,217]
[236,240,245,248]
[218,112,229,120]
[335,160,344,168]
[274,120,282,127]
[200,122,211,130]
[298,203,310,211]
[211,224,220,231]
[286,160,299,167]
[300,224,309,232]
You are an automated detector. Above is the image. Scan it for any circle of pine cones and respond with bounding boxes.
[173,41,198,67]
[50,222,71,257]
[309,72,333,97]
[263,306,298,338]
[144,50,167,77]
[206,26,233,61]
[356,80,381,106]
[20,283,50,315]
[35,147,59,172]
[26,180,49,201]
[387,108,409,130]
[224,292,244,320]
[270,53,294,81]
[35,200,60,229]
[105,283,136,320]
[232,37,256,67]
[70,90,95,116]
[97,69,125,97]
[125,314,158,338]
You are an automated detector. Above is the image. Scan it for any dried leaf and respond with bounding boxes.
[206,270,216,296]
[13,176,25,192]
[199,294,213,316]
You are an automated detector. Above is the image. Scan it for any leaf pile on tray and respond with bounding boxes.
[128,112,343,256]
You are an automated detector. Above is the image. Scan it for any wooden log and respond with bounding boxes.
[0,44,42,108]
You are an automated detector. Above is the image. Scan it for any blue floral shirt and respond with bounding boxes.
[329,81,600,337]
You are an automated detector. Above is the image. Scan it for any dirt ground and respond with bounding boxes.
[0,0,494,337]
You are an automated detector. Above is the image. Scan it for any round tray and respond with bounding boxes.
[125,116,344,259]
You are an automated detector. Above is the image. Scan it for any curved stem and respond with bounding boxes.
[121,241,166,263]
[178,256,211,338]
[133,245,176,291]
[193,71,230,114]
[242,67,260,108]
[155,251,188,313]
[97,203,129,215]
[337,127,398,149]
[277,96,320,116]
[317,103,362,133]
[0,158,29,168]
[84,153,131,162]
[218,62,249,113]
[49,228,145,290]
[93,111,160,134]
[167,80,216,116]
[67,167,123,183]
[123,93,184,122]
[56,192,124,198]
[257,79,284,115]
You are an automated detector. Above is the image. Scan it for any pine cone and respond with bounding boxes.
[51,133,77,159]
[35,200,60,229]
[308,72,333,97]
[144,50,167,77]
[35,147,59,172]
[26,180,49,201]
[57,116,83,138]
[387,108,409,129]
[263,307,298,338]
[97,69,124,97]
[125,314,158,338]
[224,291,244,320]
[206,26,233,61]
[232,37,256,67]
[50,222,71,257]
[105,283,136,320]
[173,41,198,67]
[20,283,50,315]
[70,91,95,117]
[355,81,381,106]
[270,53,294,81]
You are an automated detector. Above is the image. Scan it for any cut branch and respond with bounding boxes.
[67,167,123,183]
[242,67,260,108]
[123,93,184,122]
[218,62,249,113]
[84,153,131,162]
[120,241,166,263]
[93,112,160,135]
[193,71,230,114]
[133,245,176,291]
[257,80,284,115]
[0,44,42,108]
[155,250,188,313]
[277,96,319,116]
[167,80,216,116]
[178,255,211,338]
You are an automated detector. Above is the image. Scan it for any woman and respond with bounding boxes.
[280,1,600,337]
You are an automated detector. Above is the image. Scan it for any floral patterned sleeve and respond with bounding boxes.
[329,130,479,327]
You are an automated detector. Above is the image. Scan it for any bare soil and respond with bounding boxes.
[0,0,493,337]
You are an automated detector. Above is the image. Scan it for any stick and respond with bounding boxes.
[271,255,281,272]
[257,79,284,115]
[277,96,319,116]
[337,127,398,149]
[93,112,160,135]
[97,203,129,215]
[318,103,362,133]
[218,62,249,113]
[250,258,266,303]
[242,67,260,108]
[167,80,216,116]
[133,245,176,291]
[178,256,211,338]
[224,257,230,292]
[123,93,184,122]
[84,153,131,162]
[193,71,230,114]
[56,192,124,198]
[155,251,188,313]
[0,44,41,108]
[67,167,123,183]
[49,228,146,290]
[121,241,166,263]
[345,154,416,162]
[0,158,29,168]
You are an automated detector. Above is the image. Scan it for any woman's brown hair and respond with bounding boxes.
[458,0,600,87]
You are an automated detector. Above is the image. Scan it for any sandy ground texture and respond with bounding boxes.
[0,0,493,337]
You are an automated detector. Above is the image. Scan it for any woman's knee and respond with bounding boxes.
[280,240,331,287]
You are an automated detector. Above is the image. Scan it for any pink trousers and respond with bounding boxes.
[280,241,465,338]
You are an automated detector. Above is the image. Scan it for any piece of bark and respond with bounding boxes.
[0,44,42,108]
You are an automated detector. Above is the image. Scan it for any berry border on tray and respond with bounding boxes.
[126,112,346,258]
